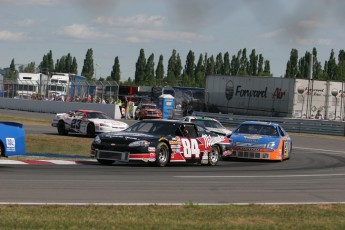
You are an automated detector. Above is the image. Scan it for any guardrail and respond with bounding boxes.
[193,111,345,137]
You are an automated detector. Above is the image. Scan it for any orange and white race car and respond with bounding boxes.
[226,121,292,161]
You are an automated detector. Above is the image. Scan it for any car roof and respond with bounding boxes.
[76,109,105,113]
[184,116,218,121]
[240,121,280,127]
[140,119,192,125]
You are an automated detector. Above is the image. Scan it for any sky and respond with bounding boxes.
[1,0,345,80]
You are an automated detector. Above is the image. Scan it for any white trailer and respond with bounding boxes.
[205,75,345,120]
[205,75,295,117]
[16,73,49,99]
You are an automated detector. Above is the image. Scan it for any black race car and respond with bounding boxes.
[90,119,231,167]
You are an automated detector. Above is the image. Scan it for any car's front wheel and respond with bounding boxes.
[87,123,95,138]
[208,145,220,166]
[57,121,68,135]
[155,142,170,167]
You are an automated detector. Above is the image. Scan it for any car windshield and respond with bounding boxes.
[190,119,223,129]
[126,121,177,136]
[142,104,157,109]
[235,124,279,136]
[87,112,112,119]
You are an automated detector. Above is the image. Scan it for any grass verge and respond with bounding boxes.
[0,204,345,230]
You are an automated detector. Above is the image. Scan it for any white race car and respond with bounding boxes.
[179,116,232,136]
[51,109,129,137]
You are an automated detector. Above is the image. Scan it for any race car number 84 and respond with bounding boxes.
[181,138,200,159]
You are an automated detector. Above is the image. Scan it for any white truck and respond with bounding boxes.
[16,73,49,99]
[47,73,70,101]
[205,75,345,120]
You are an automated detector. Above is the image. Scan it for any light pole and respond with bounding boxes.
[331,89,338,120]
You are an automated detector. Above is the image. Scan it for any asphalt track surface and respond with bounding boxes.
[0,109,345,205]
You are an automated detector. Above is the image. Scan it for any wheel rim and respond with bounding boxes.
[210,147,219,163]
[158,146,168,162]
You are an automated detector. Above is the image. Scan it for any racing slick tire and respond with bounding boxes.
[155,142,170,167]
[208,145,220,166]
[57,120,68,135]
[87,123,96,138]
[97,159,115,165]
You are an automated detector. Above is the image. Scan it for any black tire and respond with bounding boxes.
[155,142,170,167]
[87,123,96,138]
[97,159,115,165]
[286,144,292,160]
[0,142,4,157]
[57,120,68,135]
[208,145,220,166]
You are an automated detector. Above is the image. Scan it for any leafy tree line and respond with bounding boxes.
[285,47,345,81]
[4,47,345,87]
[3,48,270,87]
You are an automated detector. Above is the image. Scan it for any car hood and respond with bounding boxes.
[207,127,232,136]
[98,131,159,142]
[89,119,128,127]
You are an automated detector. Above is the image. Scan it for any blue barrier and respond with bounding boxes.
[0,122,26,157]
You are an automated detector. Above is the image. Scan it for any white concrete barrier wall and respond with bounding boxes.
[0,98,122,119]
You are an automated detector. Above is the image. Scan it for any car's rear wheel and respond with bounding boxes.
[155,142,170,167]
[87,123,95,138]
[208,145,220,166]
[97,159,115,165]
[57,121,68,135]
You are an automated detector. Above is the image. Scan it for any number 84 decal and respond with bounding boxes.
[181,138,201,159]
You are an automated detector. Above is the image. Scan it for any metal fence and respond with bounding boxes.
[0,80,119,103]
[192,111,345,136]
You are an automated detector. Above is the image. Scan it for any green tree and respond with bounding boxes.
[23,62,36,73]
[223,52,231,75]
[39,50,54,74]
[230,54,239,75]
[215,52,223,74]
[205,55,215,76]
[326,49,337,81]
[238,48,248,76]
[145,53,155,85]
[257,54,264,76]
[285,48,298,78]
[71,57,78,74]
[81,48,94,80]
[8,58,16,79]
[134,48,146,85]
[248,49,258,76]
[167,49,177,86]
[336,60,345,81]
[183,50,195,86]
[195,54,205,88]
[110,56,121,83]
[263,60,271,76]
[312,48,322,80]
[155,55,164,85]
